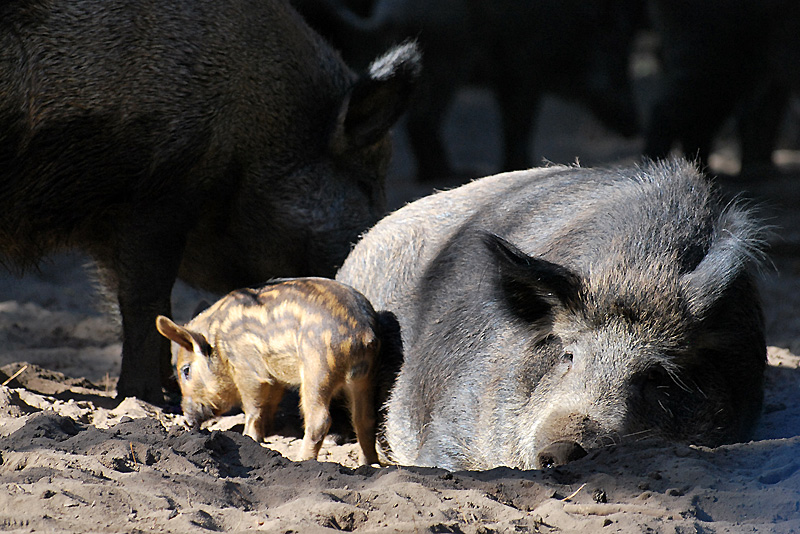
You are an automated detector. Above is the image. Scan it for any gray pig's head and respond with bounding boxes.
[485,226,765,470]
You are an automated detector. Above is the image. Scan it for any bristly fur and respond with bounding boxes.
[338,157,767,470]
[368,40,422,81]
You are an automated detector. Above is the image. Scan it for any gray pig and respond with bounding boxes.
[337,158,766,470]
[0,0,420,403]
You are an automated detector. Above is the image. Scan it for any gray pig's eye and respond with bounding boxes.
[562,352,574,363]
[640,365,674,402]
[646,366,671,387]
[181,364,191,381]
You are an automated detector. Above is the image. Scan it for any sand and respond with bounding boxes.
[2,75,800,533]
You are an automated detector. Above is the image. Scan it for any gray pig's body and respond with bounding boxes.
[0,0,419,402]
[337,159,766,470]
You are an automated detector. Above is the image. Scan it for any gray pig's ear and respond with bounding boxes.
[681,235,752,319]
[483,233,584,320]
[681,211,762,319]
[331,41,421,151]
[155,316,211,357]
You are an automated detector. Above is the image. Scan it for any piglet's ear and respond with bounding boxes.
[331,41,421,151]
[155,316,211,357]
[483,232,584,322]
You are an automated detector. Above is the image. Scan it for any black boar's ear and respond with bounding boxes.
[155,316,212,357]
[332,41,421,151]
[483,233,584,320]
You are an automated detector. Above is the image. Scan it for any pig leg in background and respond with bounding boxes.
[497,81,539,172]
[644,80,731,164]
[345,376,380,465]
[739,80,789,171]
[102,211,192,404]
[406,76,458,182]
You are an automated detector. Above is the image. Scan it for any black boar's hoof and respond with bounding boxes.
[535,440,588,469]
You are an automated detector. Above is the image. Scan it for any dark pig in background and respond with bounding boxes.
[299,0,642,181]
[0,0,420,403]
[338,159,767,470]
[644,0,800,171]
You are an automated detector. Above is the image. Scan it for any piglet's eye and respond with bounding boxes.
[562,351,574,363]
[181,364,191,381]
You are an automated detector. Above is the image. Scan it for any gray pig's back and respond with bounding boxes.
[339,160,717,325]
[338,167,567,313]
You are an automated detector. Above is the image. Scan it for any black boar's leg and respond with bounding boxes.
[497,83,538,173]
[405,76,457,181]
[107,214,189,404]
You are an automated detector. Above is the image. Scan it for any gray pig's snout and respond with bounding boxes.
[535,440,588,469]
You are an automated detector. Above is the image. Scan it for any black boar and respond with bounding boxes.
[298,0,641,181]
[337,158,766,470]
[644,0,800,171]
[0,0,420,403]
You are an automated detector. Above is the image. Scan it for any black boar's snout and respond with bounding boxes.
[535,440,588,469]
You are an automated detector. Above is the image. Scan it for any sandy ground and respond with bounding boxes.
[2,63,800,531]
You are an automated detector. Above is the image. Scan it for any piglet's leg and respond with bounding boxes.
[299,381,334,461]
[242,383,285,443]
[346,376,380,465]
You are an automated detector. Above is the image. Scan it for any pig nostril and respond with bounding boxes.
[535,440,588,469]
[537,452,558,470]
